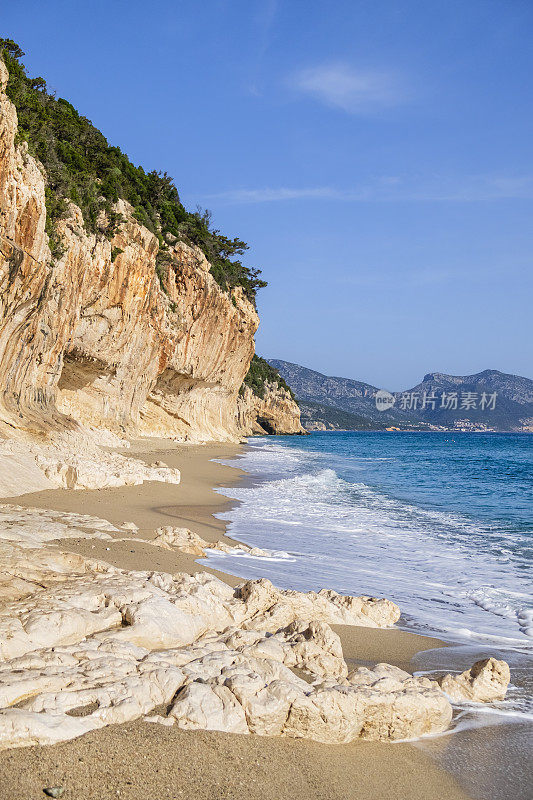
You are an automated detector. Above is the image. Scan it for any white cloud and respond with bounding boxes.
[206,187,351,203]
[289,63,406,114]
[205,174,533,205]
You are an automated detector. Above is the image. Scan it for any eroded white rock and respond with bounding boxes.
[152,526,271,558]
[437,658,511,702]
[0,506,509,750]
[0,436,180,497]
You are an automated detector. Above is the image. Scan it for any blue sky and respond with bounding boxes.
[4,0,532,388]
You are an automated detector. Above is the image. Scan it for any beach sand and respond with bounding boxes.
[0,720,467,800]
[0,439,471,800]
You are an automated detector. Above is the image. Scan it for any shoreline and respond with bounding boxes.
[9,438,453,668]
[0,437,495,799]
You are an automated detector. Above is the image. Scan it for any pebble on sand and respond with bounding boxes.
[43,788,64,798]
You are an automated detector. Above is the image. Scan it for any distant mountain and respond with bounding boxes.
[398,369,533,431]
[268,360,423,430]
[269,360,533,432]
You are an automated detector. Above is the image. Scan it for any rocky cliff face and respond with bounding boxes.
[0,59,272,447]
[237,382,305,436]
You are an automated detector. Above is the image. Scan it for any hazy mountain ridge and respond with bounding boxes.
[268,360,411,425]
[411,370,533,404]
[269,360,533,432]
[398,370,533,430]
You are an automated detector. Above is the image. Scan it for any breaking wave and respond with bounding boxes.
[206,431,532,720]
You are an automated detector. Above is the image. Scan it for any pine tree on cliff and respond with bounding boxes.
[0,38,267,304]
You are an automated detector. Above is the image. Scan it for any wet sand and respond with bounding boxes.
[0,438,471,800]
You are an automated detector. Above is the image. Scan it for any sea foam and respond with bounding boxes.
[206,432,532,722]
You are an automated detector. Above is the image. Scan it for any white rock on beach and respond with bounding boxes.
[152,525,271,558]
[437,658,511,702]
[0,436,181,498]
[152,527,208,556]
[121,522,139,532]
[0,505,509,750]
[235,578,401,630]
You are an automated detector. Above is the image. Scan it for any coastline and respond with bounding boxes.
[9,438,452,667]
[0,17,529,800]
[0,438,470,799]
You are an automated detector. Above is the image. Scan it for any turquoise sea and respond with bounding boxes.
[205,431,533,725]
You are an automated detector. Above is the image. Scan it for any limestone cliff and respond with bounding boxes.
[0,58,265,447]
[237,382,305,435]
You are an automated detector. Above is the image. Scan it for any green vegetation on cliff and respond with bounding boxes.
[242,355,295,400]
[0,39,266,303]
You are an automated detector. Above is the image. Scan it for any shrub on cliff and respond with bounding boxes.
[242,355,295,400]
[0,39,266,304]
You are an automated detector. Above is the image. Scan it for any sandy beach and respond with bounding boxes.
[0,438,478,800]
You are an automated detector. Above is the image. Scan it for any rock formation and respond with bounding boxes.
[0,434,183,497]
[150,525,271,558]
[0,57,302,495]
[237,382,305,435]
[436,658,511,702]
[0,504,509,750]
[0,57,257,444]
